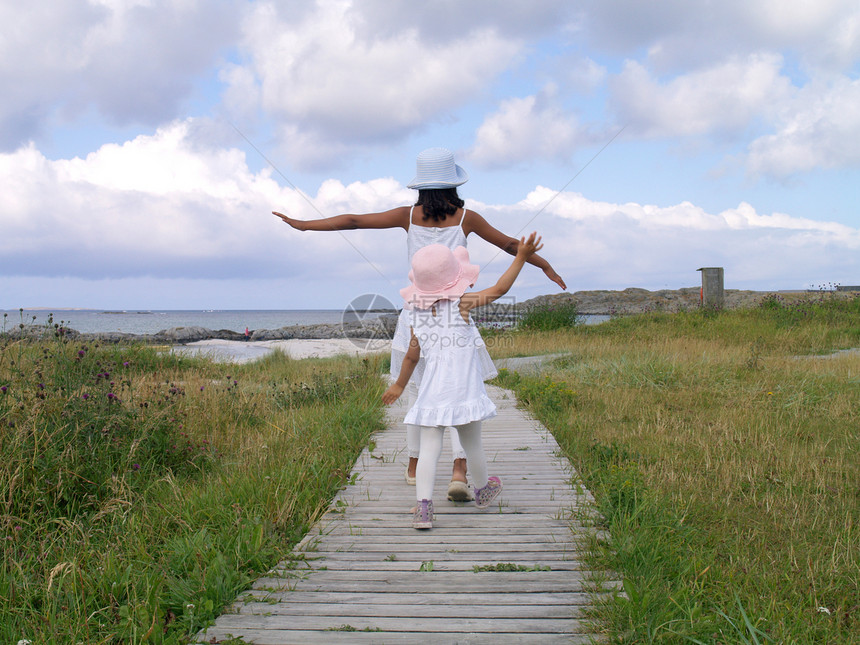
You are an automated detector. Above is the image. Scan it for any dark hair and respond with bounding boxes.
[414,188,465,224]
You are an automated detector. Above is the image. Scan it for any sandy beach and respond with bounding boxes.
[171,338,392,363]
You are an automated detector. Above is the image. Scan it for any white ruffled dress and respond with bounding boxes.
[390,207,497,387]
[403,298,497,427]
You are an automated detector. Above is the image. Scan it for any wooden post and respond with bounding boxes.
[697,267,724,309]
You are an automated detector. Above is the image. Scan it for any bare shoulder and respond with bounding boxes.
[380,205,412,227]
[462,207,487,237]
[463,208,515,249]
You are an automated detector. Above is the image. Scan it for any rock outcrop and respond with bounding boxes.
[473,287,814,318]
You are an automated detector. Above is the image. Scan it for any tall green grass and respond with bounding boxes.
[493,293,859,643]
[1,330,386,643]
[518,299,580,331]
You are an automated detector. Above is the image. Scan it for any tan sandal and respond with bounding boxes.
[447,479,472,502]
[404,468,416,486]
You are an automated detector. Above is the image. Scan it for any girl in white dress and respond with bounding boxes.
[274,148,565,499]
[383,233,543,529]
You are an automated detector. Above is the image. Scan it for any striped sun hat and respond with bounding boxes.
[407,147,469,190]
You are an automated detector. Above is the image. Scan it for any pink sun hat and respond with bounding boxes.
[400,244,480,309]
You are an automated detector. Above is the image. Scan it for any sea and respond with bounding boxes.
[2,309,610,336]
[2,309,385,336]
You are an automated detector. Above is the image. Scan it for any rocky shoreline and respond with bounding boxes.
[2,288,835,344]
[512,287,781,315]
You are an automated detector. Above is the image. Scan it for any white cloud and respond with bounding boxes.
[0,0,240,150]
[505,187,860,291]
[578,0,860,73]
[0,119,414,287]
[746,77,860,177]
[609,53,793,139]
[348,0,575,42]
[232,0,522,165]
[469,86,588,167]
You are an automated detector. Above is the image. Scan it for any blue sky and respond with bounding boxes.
[1,0,858,310]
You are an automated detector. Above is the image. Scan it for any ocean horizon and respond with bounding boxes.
[1,309,392,336]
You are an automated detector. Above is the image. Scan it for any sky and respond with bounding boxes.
[1,0,858,311]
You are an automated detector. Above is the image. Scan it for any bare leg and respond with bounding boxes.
[454,421,487,490]
[449,428,467,483]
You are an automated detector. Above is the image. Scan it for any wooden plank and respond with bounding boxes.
[195,628,595,645]
[213,614,588,633]
[235,591,601,605]
[229,601,585,618]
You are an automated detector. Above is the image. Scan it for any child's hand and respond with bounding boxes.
[516,232,543,259]
[273,211,308,231]
[382,383,404,405]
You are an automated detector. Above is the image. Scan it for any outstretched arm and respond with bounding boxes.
[382,330,421,405]
[467,212,566,290]
[273,206,410,231]
[459,232,543,313]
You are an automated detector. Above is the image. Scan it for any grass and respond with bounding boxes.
[518,299,580,331]
[1,327,387,644]
[490,291,859,643]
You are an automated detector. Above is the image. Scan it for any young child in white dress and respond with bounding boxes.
[382,232,543,529]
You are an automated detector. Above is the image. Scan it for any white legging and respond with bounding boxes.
[416,421,487,501]
[405,381,466,460]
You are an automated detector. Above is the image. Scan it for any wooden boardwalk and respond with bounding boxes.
[197,384,618,644]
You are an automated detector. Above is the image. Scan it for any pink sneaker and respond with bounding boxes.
[412,499,434,529]
[474,477,503,508]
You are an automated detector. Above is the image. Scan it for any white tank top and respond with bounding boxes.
[406,205,468,261]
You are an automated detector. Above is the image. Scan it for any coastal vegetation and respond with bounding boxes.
[0,330,386,643]
[492,291,859,643]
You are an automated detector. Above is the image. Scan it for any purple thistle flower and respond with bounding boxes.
[132,463,140,470]
[0,386,7,394]
[123,361,129,367]
[82,393,89,400]
[78,350,86,357]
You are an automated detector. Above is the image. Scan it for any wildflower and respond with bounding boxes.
[78,350,85,358]
[82,393,89,400]
[132,463,140,471]
[0,386,7,394]
[123,361,129,367]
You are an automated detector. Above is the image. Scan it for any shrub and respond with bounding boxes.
[518,300,579,331]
